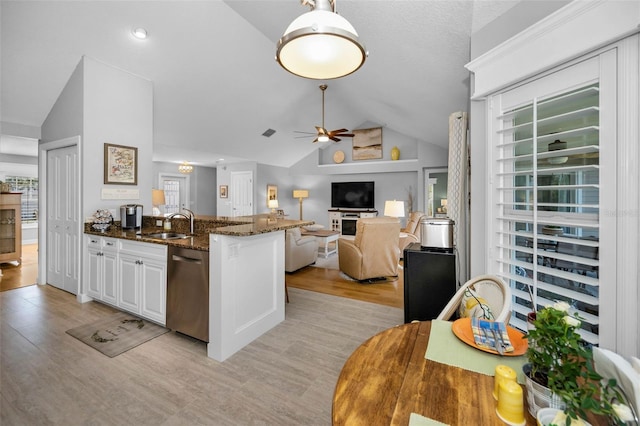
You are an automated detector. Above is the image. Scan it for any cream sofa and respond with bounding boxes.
[338,217,401,281]
[285,228,318,272]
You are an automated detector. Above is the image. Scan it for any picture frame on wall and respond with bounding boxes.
[220,185,228,198]
[104,143,138,185]
[267,184,277,206]
[352,127,383,161]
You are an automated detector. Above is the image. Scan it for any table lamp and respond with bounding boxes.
[293,189,309,220]
[268,198,279,214]
[152,189,166,216]
[384,200,405,218]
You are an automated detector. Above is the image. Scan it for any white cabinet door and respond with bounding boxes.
[118,253,141,314]
[102,250,118,306]
[86,246,101,299]
[140,258,166,325]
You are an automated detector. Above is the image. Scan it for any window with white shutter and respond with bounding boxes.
[488,54,614,346]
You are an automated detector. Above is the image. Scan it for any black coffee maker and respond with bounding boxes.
[120,204,143,230]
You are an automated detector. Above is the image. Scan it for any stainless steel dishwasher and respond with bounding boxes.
[167,246,210,342]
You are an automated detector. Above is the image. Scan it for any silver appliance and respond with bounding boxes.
[420,218,454,251]
[167,246,210,342]
[120,204,143,230]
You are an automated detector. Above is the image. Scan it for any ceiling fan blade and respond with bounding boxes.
[315,126,328,135]
[332,132,354,138]
[329,128,349,134]
[330,136,341,142]
[312,137,319,143]
[294,130,315,135]
[294,135,312,139]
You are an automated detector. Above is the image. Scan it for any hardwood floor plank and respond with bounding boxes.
[1,284,403,425]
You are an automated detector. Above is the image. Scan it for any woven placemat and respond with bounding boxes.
[425,319,527,383]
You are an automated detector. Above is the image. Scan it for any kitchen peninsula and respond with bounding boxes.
[84,214,313,362]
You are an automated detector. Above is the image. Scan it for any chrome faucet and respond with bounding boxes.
[168,208,195,234]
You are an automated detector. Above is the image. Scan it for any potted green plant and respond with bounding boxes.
[525,302,634,425]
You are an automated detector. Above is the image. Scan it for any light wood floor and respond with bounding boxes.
[0,243,38,292]
[1,283,403,425]
[285,261,404,309]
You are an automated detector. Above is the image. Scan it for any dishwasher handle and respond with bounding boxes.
[171,254,203,264]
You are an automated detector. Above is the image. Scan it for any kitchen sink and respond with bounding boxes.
[144,232,190,240]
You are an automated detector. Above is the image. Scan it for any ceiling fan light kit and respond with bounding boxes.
[295,84,355,143]
[276,0,367,80]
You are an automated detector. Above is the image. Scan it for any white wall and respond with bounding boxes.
[82,57,153,220]
[467,1,568,277]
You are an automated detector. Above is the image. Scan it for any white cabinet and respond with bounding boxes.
[85,236,118,305]
[118,252,141,314]
[84,236,167,325]
[118,240,167,325]
[328,210,378,235]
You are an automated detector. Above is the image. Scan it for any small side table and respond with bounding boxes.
[300,230,340,258]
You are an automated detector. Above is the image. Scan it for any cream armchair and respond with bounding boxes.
[338,217,401,281]
[399,211,425,254]
[285,228,318,272]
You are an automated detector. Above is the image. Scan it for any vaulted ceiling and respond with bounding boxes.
[1,1,518,167]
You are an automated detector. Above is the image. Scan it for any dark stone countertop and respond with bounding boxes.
[84,214,314,251]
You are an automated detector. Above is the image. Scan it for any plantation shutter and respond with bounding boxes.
[488,54,615,346]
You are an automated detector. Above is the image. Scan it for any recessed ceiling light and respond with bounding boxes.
[132,28,148,40]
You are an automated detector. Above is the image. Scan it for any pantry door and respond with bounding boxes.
[46,142,80,294]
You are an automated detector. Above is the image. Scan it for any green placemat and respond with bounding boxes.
[409,412,449,426]
[425,319,527,383]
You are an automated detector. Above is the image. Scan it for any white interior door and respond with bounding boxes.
[46,144,79,294]
[159,173,189,215]
[230,171,253,217]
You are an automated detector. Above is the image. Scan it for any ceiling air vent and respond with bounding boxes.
[262,128,276,137]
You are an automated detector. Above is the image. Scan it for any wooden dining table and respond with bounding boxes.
[332,321,606,426]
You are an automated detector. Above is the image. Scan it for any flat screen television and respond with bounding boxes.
[331,181,375,209]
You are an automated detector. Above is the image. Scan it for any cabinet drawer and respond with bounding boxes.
[119,239,167,260]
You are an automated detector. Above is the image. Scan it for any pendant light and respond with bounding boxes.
[178,161,194,174]
[276,0,367,80]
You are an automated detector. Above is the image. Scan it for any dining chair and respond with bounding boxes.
[436,274,512,323]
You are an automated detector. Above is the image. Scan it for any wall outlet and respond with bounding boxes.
[156,220,163,227]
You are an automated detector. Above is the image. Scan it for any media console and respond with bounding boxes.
[328,209,378,235]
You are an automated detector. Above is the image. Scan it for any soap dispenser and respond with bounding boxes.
[163,218,171,231]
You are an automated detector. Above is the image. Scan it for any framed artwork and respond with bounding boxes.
[267,184,277,206]
[220,185,228,198]
[352,127,383,161]
[104,143,138,185]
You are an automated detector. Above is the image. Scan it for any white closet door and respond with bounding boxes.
[46,144,79,294]
[230,171,253,217]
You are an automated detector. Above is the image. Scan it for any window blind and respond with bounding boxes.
[494,84,601,345]
[5,176,39,223]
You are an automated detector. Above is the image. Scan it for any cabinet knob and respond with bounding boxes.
[91,239,98,243]
[106,242,113,246]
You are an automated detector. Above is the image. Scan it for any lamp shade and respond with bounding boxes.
[276,3,367,80]
[384,200,405,218]
[268,199,279,209]
[293,189,309,199]
[152,189,166,206]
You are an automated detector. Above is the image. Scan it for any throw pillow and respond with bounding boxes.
[458,287,495,320]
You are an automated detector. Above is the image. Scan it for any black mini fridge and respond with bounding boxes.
[403,242,456,323]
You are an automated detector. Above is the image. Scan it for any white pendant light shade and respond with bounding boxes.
[276,7,367,80]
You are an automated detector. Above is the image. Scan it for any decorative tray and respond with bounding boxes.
[451,317,528,356]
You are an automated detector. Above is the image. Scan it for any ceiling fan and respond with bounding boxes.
[295,84,354,143]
